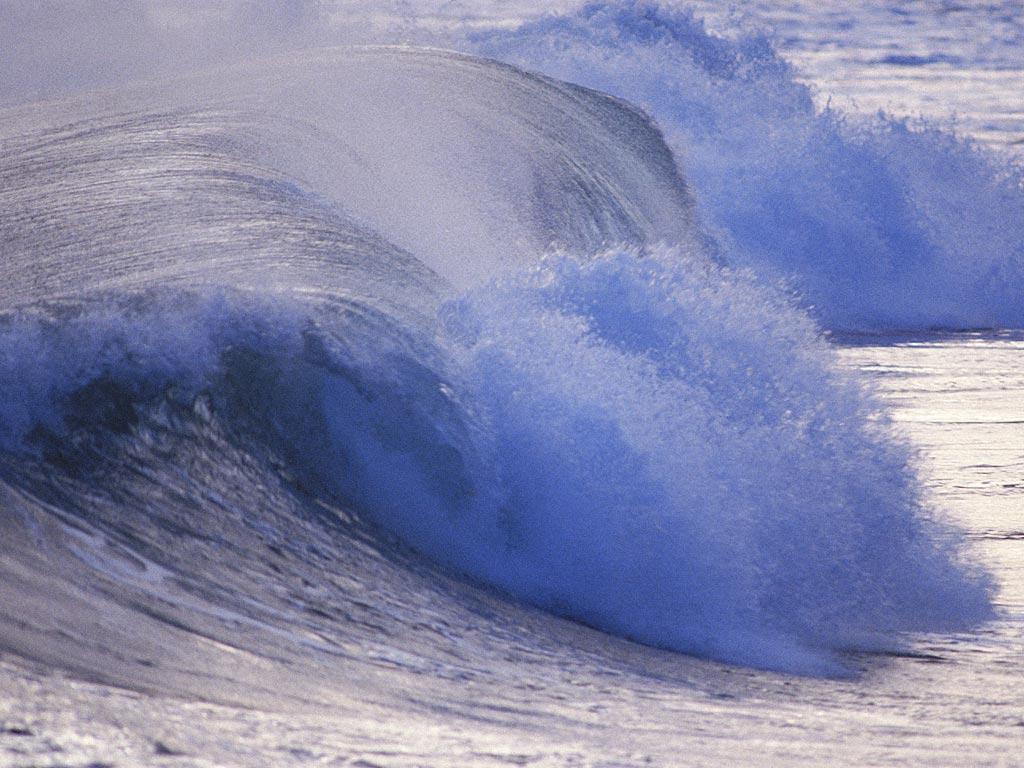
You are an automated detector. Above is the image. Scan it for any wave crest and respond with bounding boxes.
[472,1,1024,330]
[428,247,993,672]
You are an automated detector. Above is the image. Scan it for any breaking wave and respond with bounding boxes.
[0,45,994,682]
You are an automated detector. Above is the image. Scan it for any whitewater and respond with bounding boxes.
[0,2,1022,766]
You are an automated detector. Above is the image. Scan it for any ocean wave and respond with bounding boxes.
[0,41,994,679]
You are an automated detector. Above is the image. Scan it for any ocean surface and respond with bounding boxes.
[0,2,1021,766]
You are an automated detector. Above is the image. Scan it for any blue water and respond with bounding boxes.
[0,3,1021,766]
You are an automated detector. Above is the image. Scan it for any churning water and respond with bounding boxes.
[0,3,1021,766]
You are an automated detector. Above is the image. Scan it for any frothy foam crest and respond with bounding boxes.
[310,246,994,673]
[470,1,1024,330]
[4,2,1021,328]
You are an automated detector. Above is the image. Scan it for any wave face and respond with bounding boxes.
[0,45,993,681]
[470,1,1024,330]
[0,46,693,292]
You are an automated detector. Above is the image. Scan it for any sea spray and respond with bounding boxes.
[3,2,1020,328]
[471,1,1024,329]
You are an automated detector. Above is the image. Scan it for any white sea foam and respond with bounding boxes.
[471,2,1024,330]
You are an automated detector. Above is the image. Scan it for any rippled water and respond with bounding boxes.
[689,0,1024,156]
